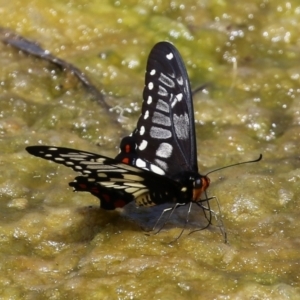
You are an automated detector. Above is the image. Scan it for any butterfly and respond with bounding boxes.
[26,41,211,225]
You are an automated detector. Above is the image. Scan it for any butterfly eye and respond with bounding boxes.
[193,178,202,188]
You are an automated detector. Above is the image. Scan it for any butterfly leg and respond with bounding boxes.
[152,202,186,234]
[191,196,228,243]
[199,191,217,226]
[170,202,193,242]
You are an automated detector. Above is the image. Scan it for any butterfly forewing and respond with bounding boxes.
[132,42,198,175]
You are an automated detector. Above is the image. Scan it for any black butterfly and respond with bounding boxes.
[26,41,211,222]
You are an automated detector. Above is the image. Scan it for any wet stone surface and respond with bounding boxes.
[0,1,300,299]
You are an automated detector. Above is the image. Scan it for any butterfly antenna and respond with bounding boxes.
[205,154,262,177]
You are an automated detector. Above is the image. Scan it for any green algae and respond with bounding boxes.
[0,0,300,299]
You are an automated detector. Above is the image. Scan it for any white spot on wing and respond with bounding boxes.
[101,182,117,187]
[150,126,172,139]
[158,85,168,96]
[152,112,171,126]
[156,142,173,158]
[176,93,183,101]
[159,73,175,88]
[177,76,183,85]
[147,96,152,104]
[135,158,146,169]
[124,182,146,188]
[148,82,154,90]
[80,160,105,165]
[150,69,156,75]
[111,185,126,189]
[150,164,165,175]
[54,157,64,161]
[96,158,105,163]
[139,126,145,135]
[125,187,139,194]
[166,52,173,60]
[154,158,168,171]
[156,99,169,113]
[139,140,148,150]
[85,164,117,170]
[133,188,149,198]
[96,173,107,177]
[144,110,149,120]
[123,174,144,181]
[171,93,183,108]
[173,112,189,140]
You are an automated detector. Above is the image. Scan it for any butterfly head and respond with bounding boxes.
[172,171,210,203]
[192,174,210,202]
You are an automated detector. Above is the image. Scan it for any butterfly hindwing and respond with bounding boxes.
[26,145,186,209]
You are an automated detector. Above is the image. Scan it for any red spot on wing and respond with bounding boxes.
[122,157,130,164]
[102,193,110,202]
[114,199,127,208]
[125,144,131,153]
[91,187,100,194]
[100,193,126,208]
